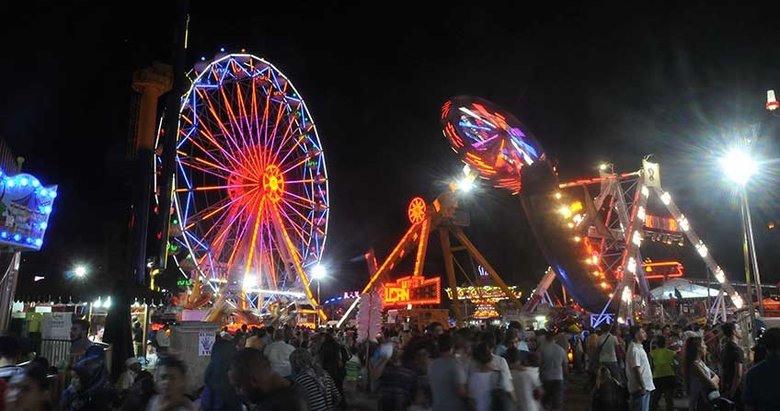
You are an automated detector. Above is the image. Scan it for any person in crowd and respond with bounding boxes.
[61,347,116,411]
[263,328,296,378]
[344,345,362,392]
[592,365,628,411]
[743,327,780,411]
[683,336,719,411]
[626,325,654,411]
[201,336,240,411]
[428,334,468,411]
[598,324,625,386]
[719,322,744,408]
[426,322,445,338]
[0,335,23,383]
[118,362,154,411]
[132,318,144,357]
[467,341,512,411]
[116,357,143,393]
[539,330,567,411]
[245,328,266,351]
[496,329,520,358]
[649,336,675,411]
[144,342,158,371]
[4,364,53,411]
[69,319,92,366]
[146,356,195,411]
[290,348,341,411]
[376,338,421,410]
[319,331,348,402]
[229,348,307,410]
[155,324,171,353]
[506,347,543,411]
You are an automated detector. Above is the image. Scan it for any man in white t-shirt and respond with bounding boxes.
[539,331,568,411]
[263,328,296,377]
[597,325,624,384]
[626,325,654,411]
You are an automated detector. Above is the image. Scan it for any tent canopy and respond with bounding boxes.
[651,279,721,300]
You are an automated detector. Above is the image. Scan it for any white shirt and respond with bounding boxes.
[626,342,655,393]
[467,355,513,411]
[511,367,542,411]
[597,334,618,363]
[263,340,296,377]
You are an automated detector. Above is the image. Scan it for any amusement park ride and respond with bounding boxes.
[336,174,523,328]
[151,50,746,330]
[155,53,329,325]
[440,96,744,326]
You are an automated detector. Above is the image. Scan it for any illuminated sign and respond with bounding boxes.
[643,261,684,280]
[445,285,522,302]
[382,275,441,307]
[0,172,57,251]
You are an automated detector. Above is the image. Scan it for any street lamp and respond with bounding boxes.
[74,265,88,278]
[719,146,765,322]
[311,264,327,303]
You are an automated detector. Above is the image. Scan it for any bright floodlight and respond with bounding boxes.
[456,177,475,192]
[311,264,327,280]
[74,265,87,278]
[242,275,257,290]
[720,148,758,186]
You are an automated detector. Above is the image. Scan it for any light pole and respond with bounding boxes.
[720,146,764,332]
[311,264,326,325]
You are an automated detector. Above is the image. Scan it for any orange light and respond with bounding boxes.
[570,201,583,213]
[382,275,441,307]
[573,236,581,242]
[600,281,608,289]
[592,271,600,277]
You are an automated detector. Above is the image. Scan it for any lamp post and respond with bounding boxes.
[720,146,764,332]
[311,264,326,325]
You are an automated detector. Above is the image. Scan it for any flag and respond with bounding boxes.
[674,287,684,301]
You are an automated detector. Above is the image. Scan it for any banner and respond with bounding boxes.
[42,312,72,340]
[642,160,660,187]
[198,331,215,356]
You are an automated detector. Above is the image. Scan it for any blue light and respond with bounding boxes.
[25,237,31,244]
[13,234,20,241]
[42,206,52,214]
[6,180,14,188]
[40,222,47,229]
[34,239,42,246]
[39,189,47,197]
[32,179,40,187]
[0,232,7,238]
[220,47,225,52]
[49,191,57,198]
[19,178,28,186]
[201,56,206,61]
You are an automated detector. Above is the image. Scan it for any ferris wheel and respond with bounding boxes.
[161,53,329,315]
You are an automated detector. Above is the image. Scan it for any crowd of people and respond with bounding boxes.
[0,318,778,411]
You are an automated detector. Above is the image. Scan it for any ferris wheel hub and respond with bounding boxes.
[262,165,284,203]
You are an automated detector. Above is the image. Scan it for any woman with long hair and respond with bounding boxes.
[290,348,341,411]
[683,337,719,411]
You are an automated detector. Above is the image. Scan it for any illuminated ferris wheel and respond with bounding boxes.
[163,53,329,315]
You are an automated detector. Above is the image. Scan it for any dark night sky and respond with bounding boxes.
[2,1,779,300]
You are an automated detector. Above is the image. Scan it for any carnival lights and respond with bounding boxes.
[159,53,330,317]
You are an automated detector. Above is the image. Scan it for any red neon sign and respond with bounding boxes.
[382,275,441,307]
[643,261,684,280]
